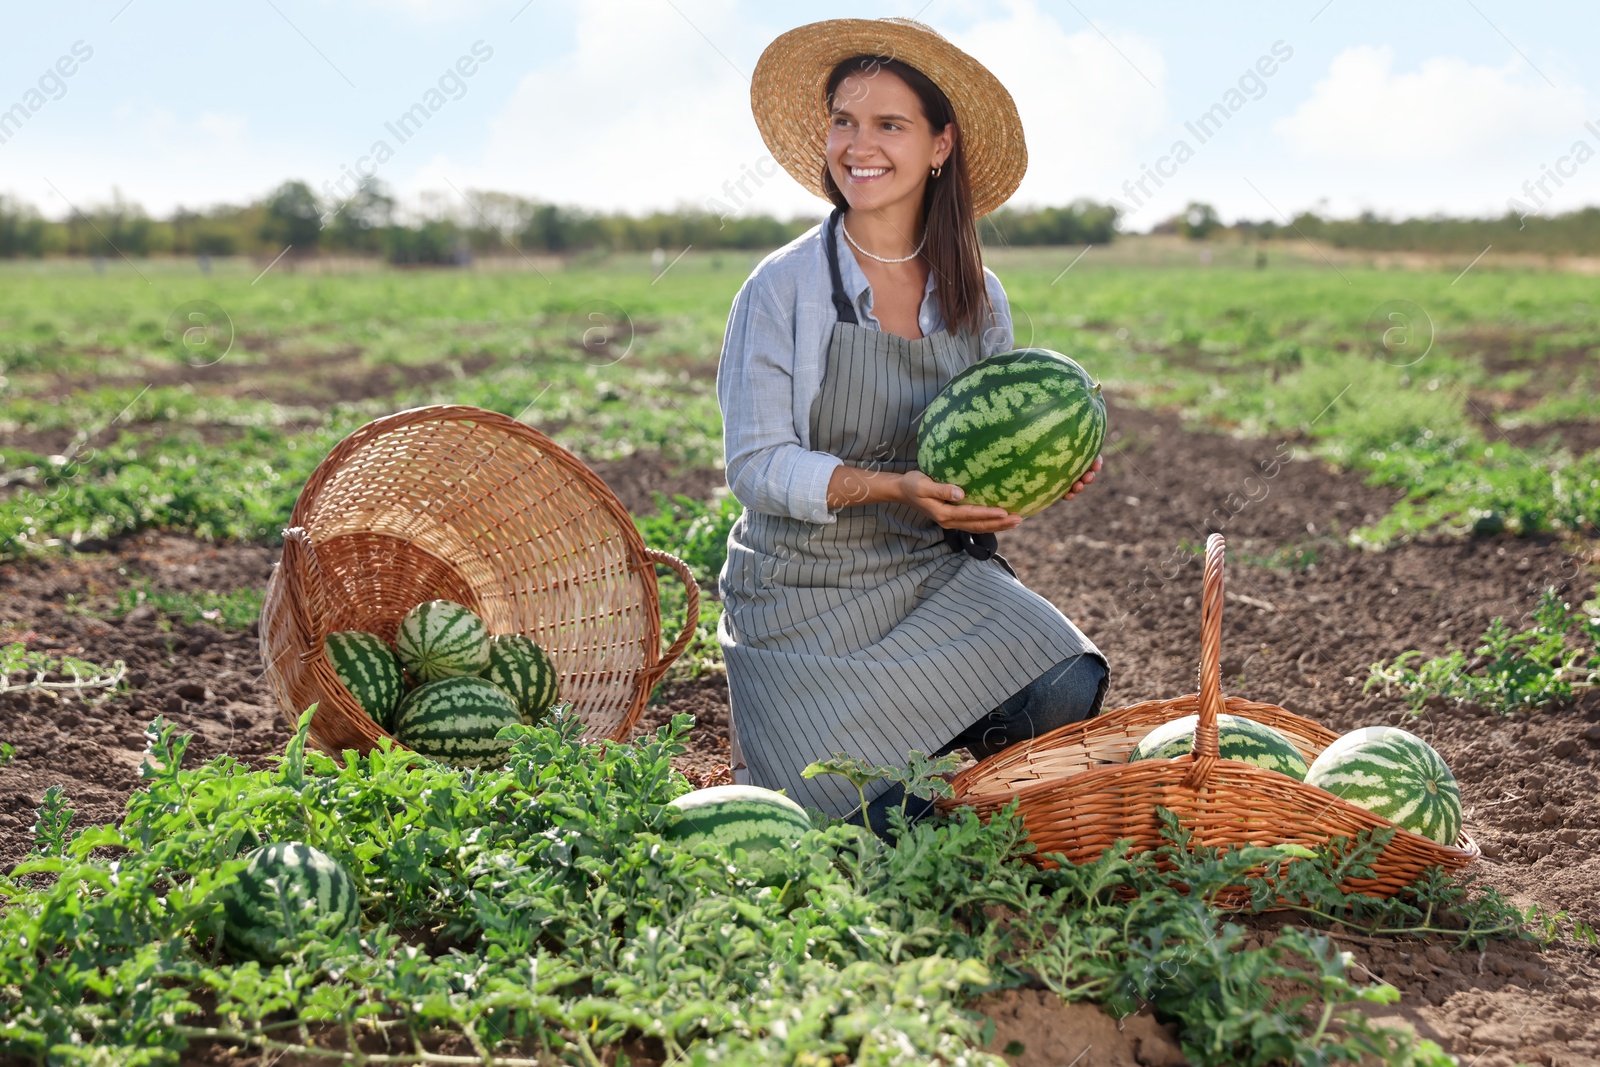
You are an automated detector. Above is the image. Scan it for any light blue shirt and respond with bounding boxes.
[716,217,1015,524]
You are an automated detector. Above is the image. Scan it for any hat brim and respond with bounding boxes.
[750,18,1026,220]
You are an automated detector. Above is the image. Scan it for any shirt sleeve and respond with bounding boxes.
[717,275,844,524]
[980,267,1015,357]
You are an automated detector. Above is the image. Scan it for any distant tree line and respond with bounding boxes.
[1233,207,1600,256]
[0,179,1123,262]
[3,180,1598,260]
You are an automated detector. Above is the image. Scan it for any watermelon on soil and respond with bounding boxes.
[482,633,560,726]
[1304,726,1462,846]
[1128,713,1310,780]
[916,348,1108,518]
[664,784,813,855]
[395,599,490,683]
[222,841,360,964]
[324,630,403,731]
[393,675,520,770]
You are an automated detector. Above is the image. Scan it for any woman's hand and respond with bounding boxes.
[899,471,1021,534]
[1059,455,1103,503]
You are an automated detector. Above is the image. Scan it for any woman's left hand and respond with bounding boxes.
[1060,455,1102,502]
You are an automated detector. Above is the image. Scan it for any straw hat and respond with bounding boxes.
[750,17,1027,219]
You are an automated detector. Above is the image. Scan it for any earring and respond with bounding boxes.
[931,163,943,178]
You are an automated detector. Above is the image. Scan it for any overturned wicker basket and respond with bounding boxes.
[937,533,1478,910]
[258,404,699,755]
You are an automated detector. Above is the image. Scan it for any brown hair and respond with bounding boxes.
[822,55,996,342]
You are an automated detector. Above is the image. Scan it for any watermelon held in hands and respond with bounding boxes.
[395,599,490,683]
[482,633,560,726]
[917,348,1108,518]
[664,784,814,856]
[393,675,520,770]
[221,841,360,964]
[1304,727,1462,846]
[324,630,403,731]
[1128,713,1310,780]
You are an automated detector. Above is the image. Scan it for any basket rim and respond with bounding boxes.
[940,738,1481,861]
[947,693,1340,798]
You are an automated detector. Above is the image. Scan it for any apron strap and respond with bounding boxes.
[824,205,859,326]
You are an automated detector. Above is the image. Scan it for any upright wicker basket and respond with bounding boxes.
[258,404,700,755]
[938,533,1478,910]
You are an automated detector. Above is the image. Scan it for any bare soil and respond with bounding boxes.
[2,396,1597,1066]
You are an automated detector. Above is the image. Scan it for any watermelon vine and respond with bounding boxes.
[0,707,1534,1064]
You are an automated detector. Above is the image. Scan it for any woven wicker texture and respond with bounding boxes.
[750,17,1027,219]
[939,533,1478,910]
[258,404,699,755]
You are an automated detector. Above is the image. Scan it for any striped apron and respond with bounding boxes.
[717,206,1104,820]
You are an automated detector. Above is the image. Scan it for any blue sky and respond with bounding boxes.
[2,1,1597,231]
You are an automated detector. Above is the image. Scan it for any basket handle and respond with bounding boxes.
[279,527,331,655]
[1182,532,1227,789]
[637,547,701,687]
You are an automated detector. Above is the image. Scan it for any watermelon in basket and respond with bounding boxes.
[937,533,1479,911]
[258,404,700,757]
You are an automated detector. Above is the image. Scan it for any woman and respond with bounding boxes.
[716,17,1108,838]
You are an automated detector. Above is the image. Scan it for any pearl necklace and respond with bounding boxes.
[841,219,926,264]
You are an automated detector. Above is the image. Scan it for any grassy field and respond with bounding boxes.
[2,245,1594,559]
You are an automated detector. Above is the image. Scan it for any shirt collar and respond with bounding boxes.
[831,218,937,317]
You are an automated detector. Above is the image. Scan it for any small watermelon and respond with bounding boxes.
[916,348,1108,518]
[324,630,403,730]
[1128,713,1309,780]
[1304,727,1462,846]
[222,841,360,964]
[395,599,490,683]
[482,633,560,726]
[393,675,520,770]
[665,784,813,855]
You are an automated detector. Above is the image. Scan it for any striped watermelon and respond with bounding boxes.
[664,784,813,855]
[483,633,560,726]
[1304,727,1462,846]
[1128,713,1309,780]
[393,675,520,770]
[395,600,489,683]
[324,630,403,731]
[916,348,1107,518]
[222,841,360,964]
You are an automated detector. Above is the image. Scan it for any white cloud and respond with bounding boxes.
[477,0,778,217]
[196,112,248,141]
[1273,44,1590,163]
[348,0,501,22]
[472,0,1165,219]
[950,1,1167,209]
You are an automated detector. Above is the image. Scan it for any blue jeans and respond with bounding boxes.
[846,652,1109,841]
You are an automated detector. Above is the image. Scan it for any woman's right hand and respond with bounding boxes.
[898,471,1022,534]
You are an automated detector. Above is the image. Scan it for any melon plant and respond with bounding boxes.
[1128,713,1309,780]
[393,675,520,770]
[1304,726,1462,845]
[483,633,560,725]
[324,630,403,730]
[395,600,490,683]
[221,841,360,964]
[916,348,1107,517]
[664,784,813,855]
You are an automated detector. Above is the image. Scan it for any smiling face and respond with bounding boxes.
[826,67,953,215]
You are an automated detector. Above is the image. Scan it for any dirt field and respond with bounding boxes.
[2,395,1597,1067]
